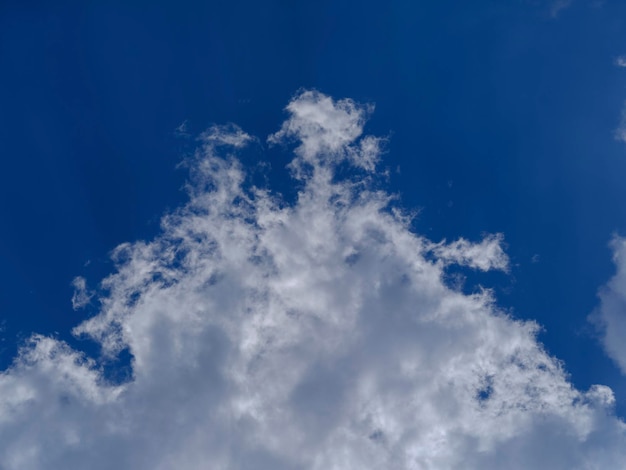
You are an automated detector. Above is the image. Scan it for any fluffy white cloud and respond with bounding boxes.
[1,90,625,469]
[268,90,381,174]
[590,236,626,375]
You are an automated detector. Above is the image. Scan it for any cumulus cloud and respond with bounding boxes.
[590,236,626,375]
[1,90,625,469]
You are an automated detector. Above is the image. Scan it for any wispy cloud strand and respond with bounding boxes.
[71,276,93,310]
[550,0,573,18]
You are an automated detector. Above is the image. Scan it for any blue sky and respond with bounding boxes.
[2,1,626,468]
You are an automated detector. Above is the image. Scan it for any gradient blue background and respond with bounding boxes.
[1,0,626,414]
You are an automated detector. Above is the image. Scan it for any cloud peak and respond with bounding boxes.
[269,90,381,175]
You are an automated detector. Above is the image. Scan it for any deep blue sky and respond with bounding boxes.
[2,0,626,413]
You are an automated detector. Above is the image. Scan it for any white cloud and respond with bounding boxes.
[268,89,381,174]
[199,123,252,148]
[428,233,509,272]
[615,56,626,68]
[590,236,626,375]
[70,276,93,310]
[1,91,625,469]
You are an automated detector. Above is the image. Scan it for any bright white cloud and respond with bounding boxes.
[268,90,381,174]
[615,56,626,68]
[1,91,625,469]
[590,236,626,375]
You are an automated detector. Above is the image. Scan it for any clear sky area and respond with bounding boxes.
[2,1,626,468]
